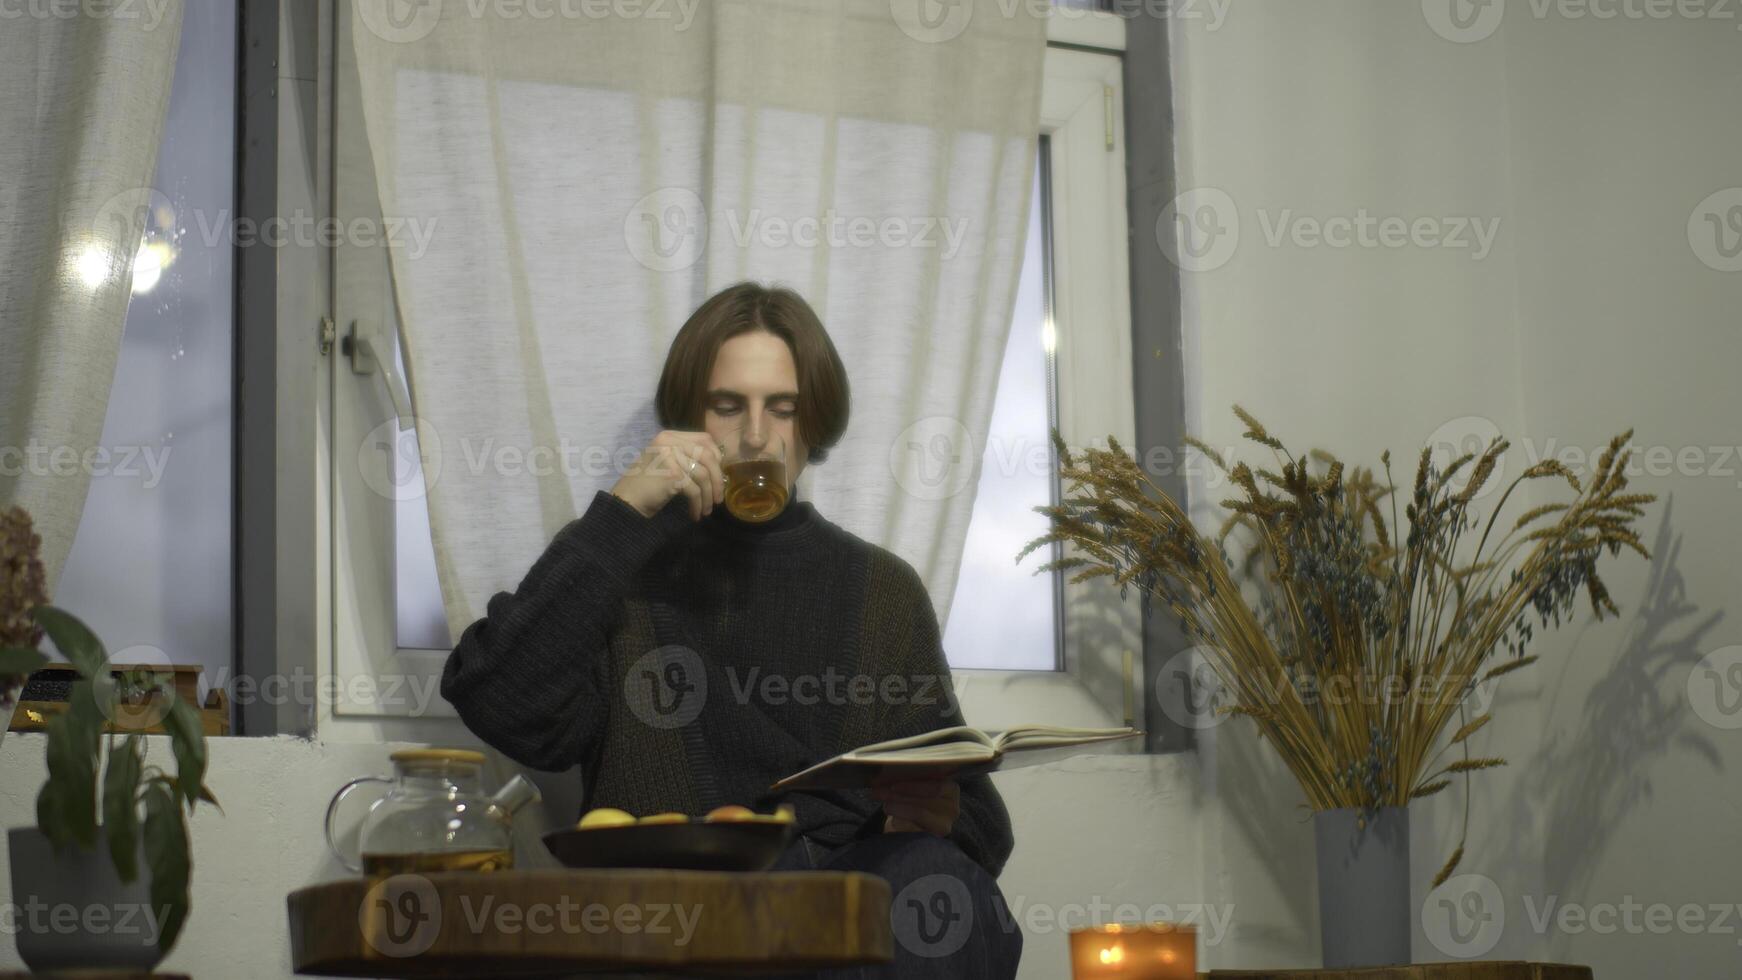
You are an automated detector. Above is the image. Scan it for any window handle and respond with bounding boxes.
[342,320,413,432]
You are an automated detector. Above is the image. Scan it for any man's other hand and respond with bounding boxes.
[871,774,959,836]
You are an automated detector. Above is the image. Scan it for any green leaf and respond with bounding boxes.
[35,777,62,845]
[104,734,145,884]
[141,779,191,953]
[30,606,107,679]
[161,697,207,812]
[160,776,224,816]
[38,679,105,850]
[0,646,48,676]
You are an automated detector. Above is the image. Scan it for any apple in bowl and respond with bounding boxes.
[553,803,796,871]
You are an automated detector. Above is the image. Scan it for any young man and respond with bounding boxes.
[442,281,1022,978]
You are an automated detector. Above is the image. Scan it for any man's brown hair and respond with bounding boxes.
[655,282,851,465]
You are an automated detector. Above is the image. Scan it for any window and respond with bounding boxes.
[55,2,238,727]
[942,144,1061,671]
[326,8,1136,732]
[954,42,1141,727]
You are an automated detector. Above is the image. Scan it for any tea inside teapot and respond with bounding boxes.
[325,747,542,876]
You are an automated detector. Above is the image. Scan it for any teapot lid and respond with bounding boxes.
[391,748,485,765]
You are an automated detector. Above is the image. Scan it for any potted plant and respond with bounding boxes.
[1019,409,1655,968]
[1,506,221,971]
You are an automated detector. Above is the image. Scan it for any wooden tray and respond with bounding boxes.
[288,868,891,977]
[1206,964,1594,979]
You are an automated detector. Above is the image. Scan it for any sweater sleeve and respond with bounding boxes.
[440,490,690,772]
[851,560,1017,879]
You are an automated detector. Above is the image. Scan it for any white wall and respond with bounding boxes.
[1484,9,1742,977]
[1171,1,1742,976]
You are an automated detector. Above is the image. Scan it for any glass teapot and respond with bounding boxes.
[324,748,541,875]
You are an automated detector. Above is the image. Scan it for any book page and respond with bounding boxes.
[851,741,998,764]
[992,725,1142,752]
[770,725,1141,792]
[847,725,993,757]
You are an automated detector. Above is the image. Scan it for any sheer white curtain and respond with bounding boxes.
[349,0,1047,639]
[0,2,186,588]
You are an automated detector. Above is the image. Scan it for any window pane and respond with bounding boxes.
[56,3,237,705]
[395,326,450,650]
[943,158,1058,671]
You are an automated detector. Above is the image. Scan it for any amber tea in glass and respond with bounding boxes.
[361,848,513,875]
[723,433,788,522]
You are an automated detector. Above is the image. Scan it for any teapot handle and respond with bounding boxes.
[324,776,392,874]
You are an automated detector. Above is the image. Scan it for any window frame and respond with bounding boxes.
[236,0,327,738]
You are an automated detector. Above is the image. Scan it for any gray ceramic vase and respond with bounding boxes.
[1313,805,1411,969]
[7,826,168,972]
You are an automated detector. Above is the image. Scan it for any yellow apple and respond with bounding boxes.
[704,805,757,823]
[577,807,636,829]
[638,812,691,825]
[747,803,797,824]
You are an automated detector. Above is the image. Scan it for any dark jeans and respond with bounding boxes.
[759,830,1024,980]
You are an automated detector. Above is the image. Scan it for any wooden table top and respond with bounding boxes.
[1203,964,1593,979]
[287,868,891,977]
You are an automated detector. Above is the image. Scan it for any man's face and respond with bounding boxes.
[702,331,808,487]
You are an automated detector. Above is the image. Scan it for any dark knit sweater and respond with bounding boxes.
[440,487,1016,878]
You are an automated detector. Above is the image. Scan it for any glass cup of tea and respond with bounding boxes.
[721,430,789,523]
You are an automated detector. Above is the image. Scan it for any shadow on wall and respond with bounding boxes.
[1065,582,1140,722]
[1197,707,1320,962]
[1492,497,1722,925]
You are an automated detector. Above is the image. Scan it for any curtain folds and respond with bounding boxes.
[0,2,186,589]
[349,0,1048,639]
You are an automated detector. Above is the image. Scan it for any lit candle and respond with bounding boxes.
[1070,922,1196,979]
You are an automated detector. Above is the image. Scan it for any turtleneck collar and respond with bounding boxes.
[701,484,818,546]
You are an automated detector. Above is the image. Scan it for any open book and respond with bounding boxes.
[770,725,1143,791]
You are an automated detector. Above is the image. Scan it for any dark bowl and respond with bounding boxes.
[541,820,796,872]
